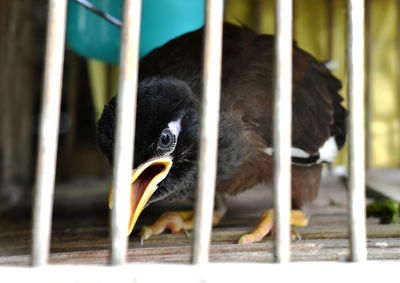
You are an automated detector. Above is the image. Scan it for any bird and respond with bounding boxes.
[97,22,347,244]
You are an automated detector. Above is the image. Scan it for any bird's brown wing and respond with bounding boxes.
[221,28,346,158]
[217,24,346,202]
[291,46,346,154]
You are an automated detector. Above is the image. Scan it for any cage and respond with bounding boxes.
[0,0,399,280]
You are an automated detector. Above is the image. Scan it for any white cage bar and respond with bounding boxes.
[31,0,68,266]
[110,0,142,265]
[347,0,367,262]
[192,0,224,265]
[273,0,293,263]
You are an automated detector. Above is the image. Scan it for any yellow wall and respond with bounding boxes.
[368,0,400,167]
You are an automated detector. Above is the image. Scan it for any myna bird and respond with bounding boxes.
[97,23,347,244]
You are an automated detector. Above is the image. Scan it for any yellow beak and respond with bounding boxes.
[109,157,173,235]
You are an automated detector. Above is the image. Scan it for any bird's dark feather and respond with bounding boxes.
[97,22,348,209]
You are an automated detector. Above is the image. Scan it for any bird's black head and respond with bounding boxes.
[133,77,200,202]
[97,77,199,232]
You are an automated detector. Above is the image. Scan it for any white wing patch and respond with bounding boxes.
[263,147,310,158]
[317,136,338,163]
[291,147,311,158]
[264,147,274,156]
[263,136,339,165]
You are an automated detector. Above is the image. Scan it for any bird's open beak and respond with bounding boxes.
[109,157,172,235]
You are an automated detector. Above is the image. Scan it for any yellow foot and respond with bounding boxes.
[139,211,193,244]
[139,210,225,244]
[238,209,308,244]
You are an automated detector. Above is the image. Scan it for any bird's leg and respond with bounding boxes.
[139,193,227,243]
[238,209,308,244]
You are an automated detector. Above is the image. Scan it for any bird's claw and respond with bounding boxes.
[139,226,153,245]
[182,228,190,238]
[238,209,308,244]
[291,228,301,241]
[238,233,259,245]
[238,226,301,244]
[136,199,227,244]
[137,211,194,244]
[238,209,274,244]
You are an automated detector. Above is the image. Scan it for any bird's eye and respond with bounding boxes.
[158,128,176,151]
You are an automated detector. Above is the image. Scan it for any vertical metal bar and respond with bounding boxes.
[192,0,224,265]
[347,0,367,262]
[273,0,293,263]
[110,0,142,265]
[31,0,67,266]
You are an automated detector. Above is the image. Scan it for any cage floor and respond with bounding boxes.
[0,173,399,265]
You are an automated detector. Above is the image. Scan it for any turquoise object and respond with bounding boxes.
[66,0,205,64]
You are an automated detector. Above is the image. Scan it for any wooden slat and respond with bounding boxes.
[3,223,400,258]
[0,262,399,283]
[2,173,399,265]
[1,232,400,265]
